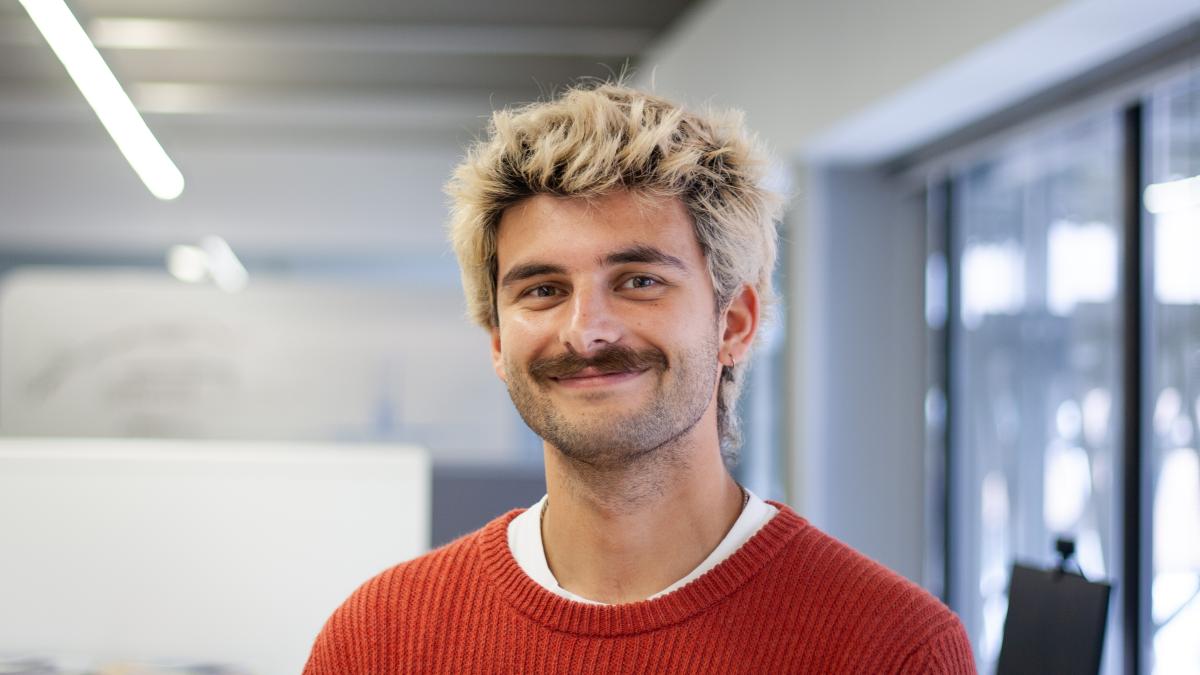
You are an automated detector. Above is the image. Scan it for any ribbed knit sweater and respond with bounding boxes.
[304,503,976,674]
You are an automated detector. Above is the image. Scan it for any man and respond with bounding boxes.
[305,83,975,674]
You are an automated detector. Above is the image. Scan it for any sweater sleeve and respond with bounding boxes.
[302,629,336,675]
[898,619,977,674]
[303,605,365,675]
[303,568,398,675]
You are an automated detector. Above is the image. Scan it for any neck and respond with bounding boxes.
[539,416,744,604]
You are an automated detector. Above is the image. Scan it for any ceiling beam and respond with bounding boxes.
[81,18,652,58]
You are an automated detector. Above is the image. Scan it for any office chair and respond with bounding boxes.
[996,539,1113,675]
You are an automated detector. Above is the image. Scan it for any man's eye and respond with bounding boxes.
[525,285,558,298]
[622,276,659,289]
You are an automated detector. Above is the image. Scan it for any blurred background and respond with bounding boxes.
[0,0,1197,673]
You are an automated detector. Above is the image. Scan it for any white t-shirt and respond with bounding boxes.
[506,489,778,605]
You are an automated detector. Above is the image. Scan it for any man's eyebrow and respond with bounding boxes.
[499,246,687,290]
[602,245,687,271]
[499,262,568,289]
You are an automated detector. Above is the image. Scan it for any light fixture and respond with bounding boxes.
[17,0,185,200]
[164,236,248,293]
[166,244,207,283]
[201,235,248,293]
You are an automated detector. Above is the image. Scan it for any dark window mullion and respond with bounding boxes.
[940,177,956,611]
[1120,101,1148,675]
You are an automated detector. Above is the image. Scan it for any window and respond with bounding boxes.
[926,57,1200,675]
[1146,67,1200,675]
[943,112,1125,673]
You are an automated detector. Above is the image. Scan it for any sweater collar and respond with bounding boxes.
[477,500,808,637]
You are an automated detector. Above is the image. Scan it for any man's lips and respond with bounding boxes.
[549,368,648,387]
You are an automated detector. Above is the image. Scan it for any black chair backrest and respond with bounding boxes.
[996,563,1112,675]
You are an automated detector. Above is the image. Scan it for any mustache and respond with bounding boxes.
[528,345,669,380]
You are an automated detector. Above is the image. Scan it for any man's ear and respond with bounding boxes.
[720,284,760,366]
[490,326,507,382]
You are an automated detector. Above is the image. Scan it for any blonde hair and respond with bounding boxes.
[446,82,781,465]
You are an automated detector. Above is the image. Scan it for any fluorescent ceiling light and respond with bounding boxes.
[202,236,248,293]
[166,244,207,283]
[17,0,184,200]
[165,237,248,293]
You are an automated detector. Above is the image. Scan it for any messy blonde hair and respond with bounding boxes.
[446,82,781,465]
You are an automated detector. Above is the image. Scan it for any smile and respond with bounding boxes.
[549,368,648,388]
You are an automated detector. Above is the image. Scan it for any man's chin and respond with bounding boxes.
[536,413,687,465]
[547,435,665,468]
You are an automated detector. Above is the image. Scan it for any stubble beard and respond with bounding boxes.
[504,333,720,473]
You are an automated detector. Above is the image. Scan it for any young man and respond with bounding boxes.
[305,84,976,674]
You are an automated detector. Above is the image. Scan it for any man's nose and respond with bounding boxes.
[561,284,623,354]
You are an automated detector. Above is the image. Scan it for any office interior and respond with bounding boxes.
[0,0,1198,672]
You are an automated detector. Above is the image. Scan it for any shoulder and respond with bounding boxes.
[303,510,520,675]
[766,507,975,672]
[781,517,945,617]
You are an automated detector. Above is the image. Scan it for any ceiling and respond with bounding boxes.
[0,0,698,266]
[0,0,697,140]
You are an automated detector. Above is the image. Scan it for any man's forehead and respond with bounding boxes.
[494,192,700,263]
[498,191,690,225]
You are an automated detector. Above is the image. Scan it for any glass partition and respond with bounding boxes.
[1145,67,1200,675]
[947,112,1124,674]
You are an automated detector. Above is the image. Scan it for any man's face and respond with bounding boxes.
[491,191,724,467]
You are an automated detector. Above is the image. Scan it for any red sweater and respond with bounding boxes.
[305,503,976,674]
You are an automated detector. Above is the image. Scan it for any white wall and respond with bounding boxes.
[803,166,928,581]
[639,0,1067,153]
